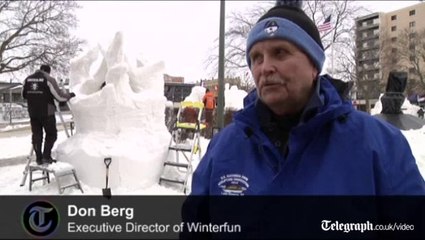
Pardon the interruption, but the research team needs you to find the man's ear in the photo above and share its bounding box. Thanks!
[308,59,319,80]
[312,68,318,81]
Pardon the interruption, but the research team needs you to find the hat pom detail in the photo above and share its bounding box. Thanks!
[275,0,303,9]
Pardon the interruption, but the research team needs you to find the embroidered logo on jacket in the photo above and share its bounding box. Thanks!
[218,174,249,196]
[27,78,43,94]
[31,83,39,91]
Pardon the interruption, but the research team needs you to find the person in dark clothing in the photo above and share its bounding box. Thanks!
[22,65,75,165]
[418,107,424,119]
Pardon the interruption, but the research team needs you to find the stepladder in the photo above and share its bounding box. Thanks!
[20,100,78,193]
[54,100,74,138]
[159,101,206,194]
[28,162,84,194]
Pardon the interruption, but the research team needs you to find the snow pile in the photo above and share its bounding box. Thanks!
[371,93,421,116]
[183,83,247,112]
[224,83,247,111]
[56,32,170,190]
[184,86,206,102]
[402,126,425,178]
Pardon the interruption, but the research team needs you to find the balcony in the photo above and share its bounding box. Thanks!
[356,23,379,32]
[357,56,380,63]
[357,44,380,51]
[357,33,379,42]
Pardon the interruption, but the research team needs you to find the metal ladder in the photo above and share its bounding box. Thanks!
[159,101,205,194]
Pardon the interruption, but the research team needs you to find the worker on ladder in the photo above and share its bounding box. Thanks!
[22,64,76,165]
[202,88,216,138]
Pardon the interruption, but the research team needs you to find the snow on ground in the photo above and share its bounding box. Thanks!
[402,126,425,178]
[1,123,424,195]
[0,164,183,195]
[0,114,73,158]
[0,130,67,159]
[0,127,210,195]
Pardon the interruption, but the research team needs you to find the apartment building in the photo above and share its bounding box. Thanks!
[355,2,425,112]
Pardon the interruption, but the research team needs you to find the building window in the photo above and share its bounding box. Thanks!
[409,68,416,74]
[392,58,397,64]
[409,21,415,28]
[409,10,415,16]
[391,48,397,54]
[391,37,397,42]
[391,26,396,31]
[391,15,397,20]
[409,44,415,50]
[409,55,415,61]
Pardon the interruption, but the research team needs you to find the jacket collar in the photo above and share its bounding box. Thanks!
[235,75,353,136]
[254,77,324,129]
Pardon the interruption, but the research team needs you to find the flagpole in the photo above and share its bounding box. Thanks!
[318,14,333,74]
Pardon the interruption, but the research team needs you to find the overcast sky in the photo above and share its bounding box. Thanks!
[73,1,421,83]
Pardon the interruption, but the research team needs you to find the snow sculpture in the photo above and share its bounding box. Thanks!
[56,32,170,190]
[225,84,247,111]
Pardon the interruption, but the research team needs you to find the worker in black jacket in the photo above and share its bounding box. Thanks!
[22,65,75,165]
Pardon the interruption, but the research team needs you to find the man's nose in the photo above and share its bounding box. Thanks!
[261,55,276,75]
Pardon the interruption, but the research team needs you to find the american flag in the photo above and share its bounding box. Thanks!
[318,15,332,32]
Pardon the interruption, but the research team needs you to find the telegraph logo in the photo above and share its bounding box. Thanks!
[22,201,59,237]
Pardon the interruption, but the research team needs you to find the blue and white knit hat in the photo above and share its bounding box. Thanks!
[246,0,325,72]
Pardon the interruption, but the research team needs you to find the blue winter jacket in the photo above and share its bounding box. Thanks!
[191,75,425,195]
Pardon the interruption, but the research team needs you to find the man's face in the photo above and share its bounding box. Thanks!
[249,39,318,116]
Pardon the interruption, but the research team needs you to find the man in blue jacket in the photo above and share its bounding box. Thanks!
[190,1,425,196]
[181,1,425,239]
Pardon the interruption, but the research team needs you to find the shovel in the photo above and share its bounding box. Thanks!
[102,157,112,199]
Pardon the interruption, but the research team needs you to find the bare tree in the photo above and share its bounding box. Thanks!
[0,1,85,78]
[380,31,399,81]
[204,1,272,86]
[238,73,255,92]
[206,0,368,87]
[355,30,396,113]
[393,28,425,95]
[331,28,357,96]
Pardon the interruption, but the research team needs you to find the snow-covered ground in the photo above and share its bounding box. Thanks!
[1,123,424,195]
[399,127,425,178]
[0,130,209,195]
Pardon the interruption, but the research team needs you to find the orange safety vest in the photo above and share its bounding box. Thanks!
[203,92,216,110]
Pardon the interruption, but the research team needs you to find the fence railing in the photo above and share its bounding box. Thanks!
[0,107,29,122]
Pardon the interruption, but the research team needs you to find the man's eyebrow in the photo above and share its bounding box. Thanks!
[249,49,259,57]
